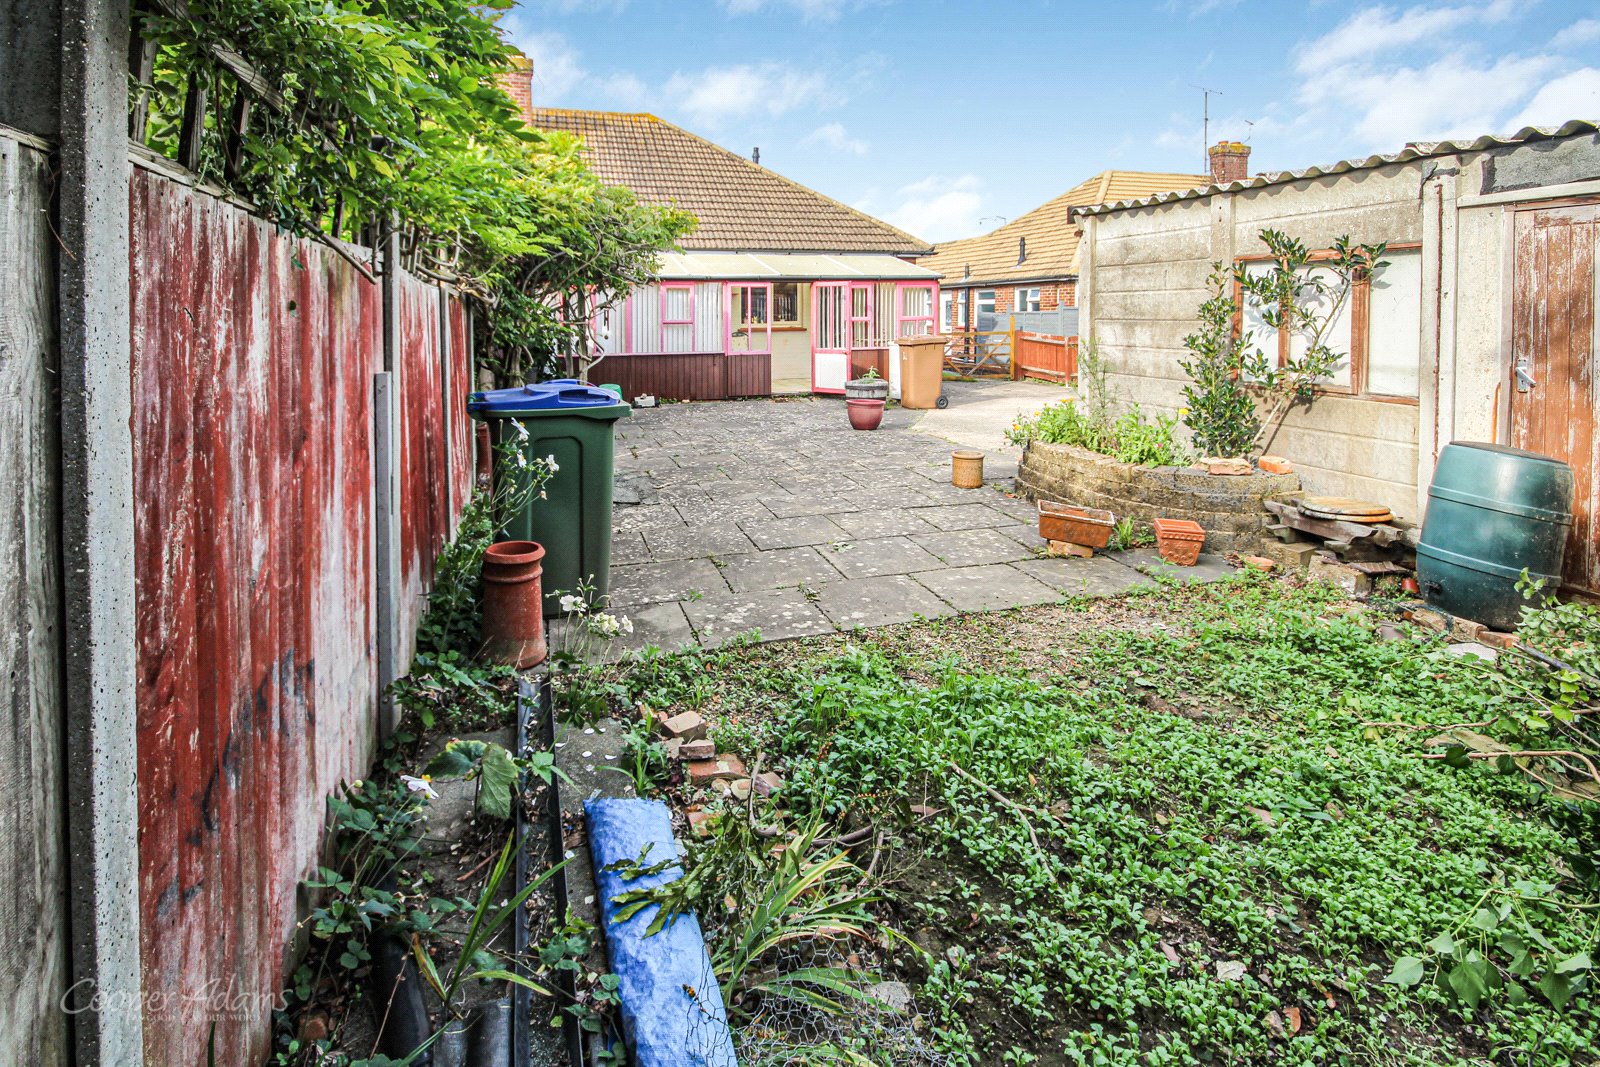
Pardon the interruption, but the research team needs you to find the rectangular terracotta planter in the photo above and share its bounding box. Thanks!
[1038,500,1115,549]
[1152,517,1205,567]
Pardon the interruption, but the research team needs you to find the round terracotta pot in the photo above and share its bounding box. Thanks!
[846,397,885,431]
[480,540,548,668]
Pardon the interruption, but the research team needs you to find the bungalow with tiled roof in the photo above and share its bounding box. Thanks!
[527,108,940,399]
[917,169,1209,334]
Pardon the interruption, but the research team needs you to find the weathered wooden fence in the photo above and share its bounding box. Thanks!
[124,160,470,1067]
[0,129,72,1067]
[943,329,1014,379]
[1014,332,1078,384]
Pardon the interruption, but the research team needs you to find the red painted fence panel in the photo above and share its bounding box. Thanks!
[130,165,471,1066]
[1013,332,1077,384]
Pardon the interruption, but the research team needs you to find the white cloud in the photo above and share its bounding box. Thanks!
[1509,68,1600,129]
[1302,52,1559,147]
[1296,0,1516,76]
[1559,18,1600,45]
[663,63,835,125]
[596,72,652,110]
[519,31,588,101]
[1160,0,1242,17]
[801,122,868,155]
[719,0,861,21]
[869,174,985,244]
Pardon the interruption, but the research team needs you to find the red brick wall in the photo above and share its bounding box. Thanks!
[942,280,1075,328]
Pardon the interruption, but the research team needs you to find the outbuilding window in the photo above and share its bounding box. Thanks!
[1235,245,1421,399]
[976,290,996,315]
[1015,286,1042,313]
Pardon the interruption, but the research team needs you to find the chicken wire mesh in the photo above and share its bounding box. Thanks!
[688,939,950,1067]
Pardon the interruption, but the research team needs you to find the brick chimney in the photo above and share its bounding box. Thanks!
[1208,140,1250,185]
[498,51,535,126]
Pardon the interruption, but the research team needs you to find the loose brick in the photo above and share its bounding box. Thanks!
[660,710,707,741]
[1450,617,1488,644]
[687,754,747,784]
[687,810,718,838]
[1257,455,1294,474]
[1241,555,1277,572]
[680,738,715,761]
[752,771,784,797]
[1408,608,1449,632]
[1479,630,1518,650]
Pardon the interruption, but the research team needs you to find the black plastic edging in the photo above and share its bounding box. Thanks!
[513,677,583,1067]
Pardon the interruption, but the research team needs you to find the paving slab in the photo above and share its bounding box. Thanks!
[762,493,863,519]
[816,535,949,580]
[1012,555,1153,597]
[608,558,729,609]
[683,588,836,646]
[832,508,941,541]
[613,503,683,533]
[907,502,1015,531]
[913,527,1035,567]
[642,521,758,562]
[715,545,845,593]
[913,563,1062,613]
[813,575,956,630]
[739,513,851,550]
[1119,548,1237,583]
[611,530,651,566]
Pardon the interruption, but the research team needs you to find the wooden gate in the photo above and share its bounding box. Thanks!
[1510,202,1599,597]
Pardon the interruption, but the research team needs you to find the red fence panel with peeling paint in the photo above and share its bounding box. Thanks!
[447,294,474,515]
[130,164,471,1067]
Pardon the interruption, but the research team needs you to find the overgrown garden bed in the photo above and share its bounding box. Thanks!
[593,575,1600,1066]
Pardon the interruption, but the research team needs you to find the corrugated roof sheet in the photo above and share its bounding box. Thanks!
[656,251,938,280]
[1073,120,1600,217]
[530,108,931,254]
[916,170,1209,286]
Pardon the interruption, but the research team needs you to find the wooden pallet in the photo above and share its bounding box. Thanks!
[1263,492,1419,550]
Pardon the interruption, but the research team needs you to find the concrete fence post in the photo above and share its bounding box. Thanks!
[373,371,401,739]
[54,0,147,1062]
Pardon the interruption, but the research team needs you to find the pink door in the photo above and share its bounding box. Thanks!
[812,281,849,393]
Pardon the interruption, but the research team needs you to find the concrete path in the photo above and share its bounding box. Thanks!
[909,378,1075,466]
[570,392,1234,658]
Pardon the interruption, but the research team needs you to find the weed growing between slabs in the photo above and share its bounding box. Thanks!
[617,575,1599,1066]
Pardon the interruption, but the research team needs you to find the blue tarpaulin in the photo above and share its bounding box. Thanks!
[585,798,738,1067]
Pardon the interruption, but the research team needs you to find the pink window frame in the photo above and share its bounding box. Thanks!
[724,281,773,355]
[847,281,874,349]
[894,281,938,338]
[659,282,696,351]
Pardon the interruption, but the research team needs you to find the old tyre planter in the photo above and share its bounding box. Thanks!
[847,398,886,431]
[481,540,549,668]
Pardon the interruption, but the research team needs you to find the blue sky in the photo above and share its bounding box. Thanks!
[502,0,1600,244]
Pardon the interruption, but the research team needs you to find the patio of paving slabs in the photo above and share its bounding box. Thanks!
[596,387,1237,653]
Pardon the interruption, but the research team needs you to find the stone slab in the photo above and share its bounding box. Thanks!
[908,502,1014,531]
[642,521,757,562]
[832,508,941,541]
[1012,555,1153,597]
[816,535,949,580]
[683,587,837,646]
[608,558,729,609]
[739,513,851,550]
[1118,548,1237,583]
[715,545,845,593]
[913,527,1034,567]
[611,530,651,566]
[913,564,1062,613]
[813,575,956,630]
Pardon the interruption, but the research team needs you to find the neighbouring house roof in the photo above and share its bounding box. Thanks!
[917,170,1209,287]
[656,251,937,281]
[1072,120,1600,217]
[529,108,931,255]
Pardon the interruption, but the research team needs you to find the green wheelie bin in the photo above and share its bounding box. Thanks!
[467,380,631,616]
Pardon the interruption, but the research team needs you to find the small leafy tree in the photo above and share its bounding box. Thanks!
[1180,230,1387,457]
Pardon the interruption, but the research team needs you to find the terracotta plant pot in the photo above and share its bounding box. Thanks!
[1152,518,1205,567]
[480,540,548,667]
[1038,501,1115,549]
[951,450,984,488]
[847,397,885,430]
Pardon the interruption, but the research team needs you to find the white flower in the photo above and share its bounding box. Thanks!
[512,421,530,441]
[559,593,586,614]
[620,616,634,635]
[545,454,559,472]
[587,612,624,638]
[400,774,438,800]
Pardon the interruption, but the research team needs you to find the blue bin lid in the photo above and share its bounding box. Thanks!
[467,381,622,415]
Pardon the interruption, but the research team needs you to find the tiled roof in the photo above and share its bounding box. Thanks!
[916,170,1209,286]
[1073,120,1600,217]
[529,109,931,254]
